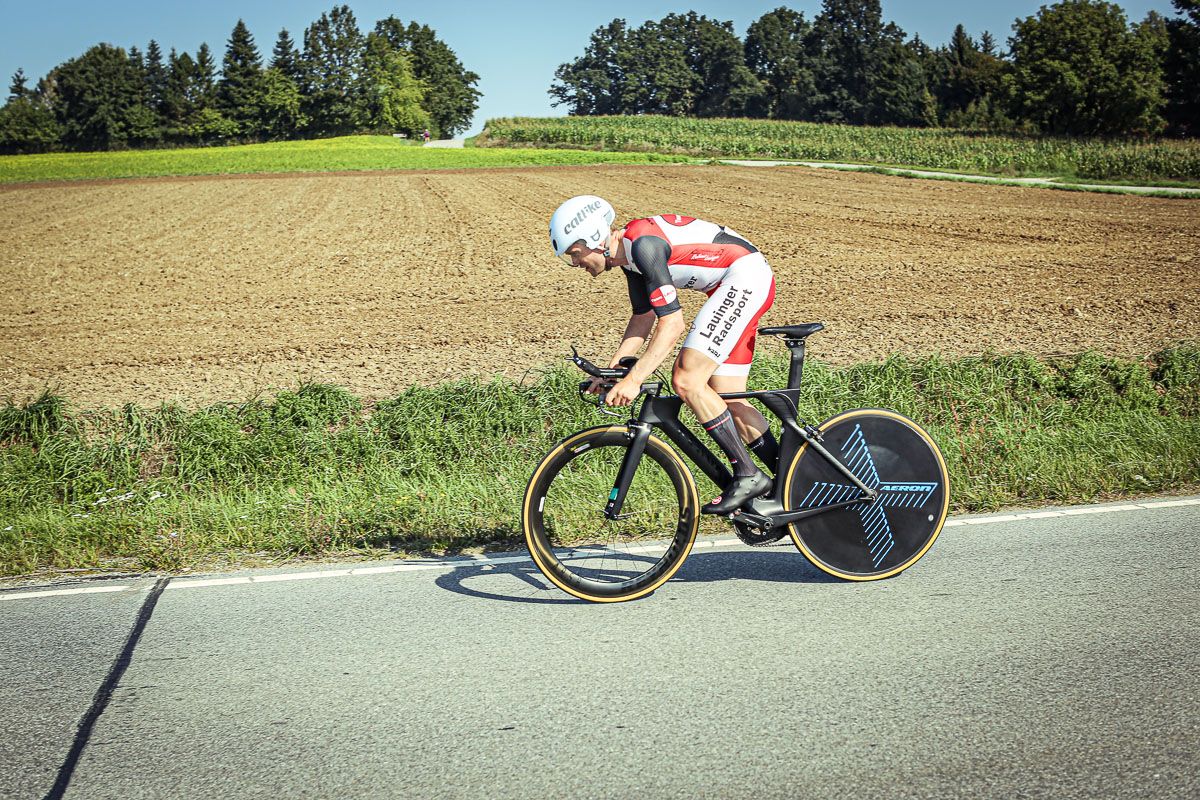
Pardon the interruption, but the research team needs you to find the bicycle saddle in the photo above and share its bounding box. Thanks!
[759,322,825,339]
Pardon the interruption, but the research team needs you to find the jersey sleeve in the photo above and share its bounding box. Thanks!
[627,235,681,317]
[622,268,652,315]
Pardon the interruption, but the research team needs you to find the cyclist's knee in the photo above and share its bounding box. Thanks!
[673,369,707,402]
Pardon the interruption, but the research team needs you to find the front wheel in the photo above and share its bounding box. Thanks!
[523,426,700,602]
[782,409,950,580]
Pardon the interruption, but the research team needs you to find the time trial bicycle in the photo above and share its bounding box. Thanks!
[522,323,950,602]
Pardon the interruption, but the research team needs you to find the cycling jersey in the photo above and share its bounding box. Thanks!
[621,214,775,376]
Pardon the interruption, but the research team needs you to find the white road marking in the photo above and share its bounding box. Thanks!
[0,585,132,601]
[3,497,1197,602]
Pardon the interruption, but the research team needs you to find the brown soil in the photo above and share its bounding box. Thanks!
[2,164,1198,410]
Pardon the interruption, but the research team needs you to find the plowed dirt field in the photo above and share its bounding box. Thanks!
[2,165,1198,409]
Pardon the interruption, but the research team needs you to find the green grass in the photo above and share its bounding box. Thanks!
[477,116,1200,183]
[2,346,1198,577]
[0,134,692,184]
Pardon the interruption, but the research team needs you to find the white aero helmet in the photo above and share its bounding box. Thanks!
[549,195,616,261]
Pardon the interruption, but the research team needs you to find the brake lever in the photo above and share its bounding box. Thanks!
[596,388,623,417]
[578,379,623,417]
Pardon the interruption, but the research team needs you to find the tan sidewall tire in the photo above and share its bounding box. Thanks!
[522,426,700,602]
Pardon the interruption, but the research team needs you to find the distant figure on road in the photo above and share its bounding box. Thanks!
[422,129,431,143]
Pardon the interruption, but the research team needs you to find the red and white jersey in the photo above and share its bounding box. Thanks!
[621,215,761,294]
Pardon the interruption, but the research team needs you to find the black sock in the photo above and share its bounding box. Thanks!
[702,410,759,479]
[747,430,780,473]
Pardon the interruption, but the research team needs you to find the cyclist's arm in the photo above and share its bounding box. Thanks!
[624,311,684,384]
[608,311,655,367]
[616,234,685,384]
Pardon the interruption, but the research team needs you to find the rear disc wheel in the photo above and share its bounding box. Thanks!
[783,409,950,580]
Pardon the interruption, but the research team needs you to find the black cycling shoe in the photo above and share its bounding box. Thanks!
[701,471,772,515]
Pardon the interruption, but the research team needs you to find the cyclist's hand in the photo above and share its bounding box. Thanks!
[605,377,640,407]
[585,377,607,395]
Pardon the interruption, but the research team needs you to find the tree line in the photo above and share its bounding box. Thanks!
[0,4,480,153]
[550,0,1200,137]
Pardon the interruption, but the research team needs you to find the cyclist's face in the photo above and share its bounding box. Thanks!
[562,240,606,276]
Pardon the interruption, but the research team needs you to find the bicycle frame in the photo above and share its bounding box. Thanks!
[602,337,878,533]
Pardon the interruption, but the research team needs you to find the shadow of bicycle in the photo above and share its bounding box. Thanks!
[435,546,841,604]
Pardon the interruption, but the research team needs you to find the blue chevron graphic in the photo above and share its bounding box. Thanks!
[794,424,939,568]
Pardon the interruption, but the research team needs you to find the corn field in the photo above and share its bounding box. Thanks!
[478,116,1200,183]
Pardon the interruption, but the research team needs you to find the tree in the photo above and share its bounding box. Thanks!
[548,19,632,115]
[49,44,161,149]
[217,20,266,137]
[373,18,480,137]
[188,107,239,142]
[302,5,365,134]
[867,26,931,126]
[1164,0,1200,134]
[35,74,60,110]
[979,30,999,57]
[550,17,693,116]
[271,29,303,83]
[1005,0,1166,135]
[196,43,218,109]
[9,68,30,101]
[807,0,888,124]
[941,26,980,113]
[621,19,697,115]
[0,90,61,153]
[745,8,816,119]
[935,24,1006,125]
[259,67,307,139]
[163,49,190,126]
[144,40,168,119]
[550,13,760,118]
[360,33,429,134]
[647,12,761,117]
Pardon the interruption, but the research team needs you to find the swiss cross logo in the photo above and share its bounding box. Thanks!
[649,285,678,308]
[663,215,696,226]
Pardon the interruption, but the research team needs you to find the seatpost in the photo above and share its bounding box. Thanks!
[786,339,807,390]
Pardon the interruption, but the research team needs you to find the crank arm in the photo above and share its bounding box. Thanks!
[733,496,871,530]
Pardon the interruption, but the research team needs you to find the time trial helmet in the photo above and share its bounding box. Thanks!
[549,195,615,261]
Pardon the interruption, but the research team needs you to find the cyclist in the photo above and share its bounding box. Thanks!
[549,195,779,514]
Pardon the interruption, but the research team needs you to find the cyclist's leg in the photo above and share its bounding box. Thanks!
[709,373,779,473]
[699,255,777,471]
[673,349,769,513]
[676,260,775,512]
[708,376,766,441]
[673,348,767,507]
[671,347,725,423]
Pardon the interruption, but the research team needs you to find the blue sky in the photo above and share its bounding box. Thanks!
[1,1,1180,136]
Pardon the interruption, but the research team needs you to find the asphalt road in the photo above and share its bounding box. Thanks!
[2,498,1198,799]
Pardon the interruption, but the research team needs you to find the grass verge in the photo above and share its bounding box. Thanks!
[0,135,691,184]
[2,346,1198,577]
